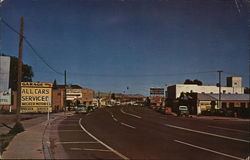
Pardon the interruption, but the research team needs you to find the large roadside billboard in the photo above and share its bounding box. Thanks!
[21,82,52,113]
[150,88,164,95]
[0,56,10,92]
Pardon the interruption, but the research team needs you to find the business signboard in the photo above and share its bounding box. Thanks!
[21,82,52,113]
[0,88,11,105]
[150,88,164,95]
[0,56,10,92]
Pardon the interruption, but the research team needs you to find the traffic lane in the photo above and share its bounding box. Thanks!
[120,107,249,156]
[84,108,242,160]
[127,106,250,131]
[57,113,122,159]
[125,106,249,131]
[82,108,143,158]
[83,108,181,159]
[111,107,249,159]
[122,106,250,140]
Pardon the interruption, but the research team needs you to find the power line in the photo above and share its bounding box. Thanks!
[0,18,64,76]
[67,70,217,78]
[24,39,64,75]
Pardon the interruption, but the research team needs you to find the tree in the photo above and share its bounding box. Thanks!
[6,55,34,91]
[184,79,193,84]
[193,79,203,85]
[184,79,203,86]
[53,79,58,89]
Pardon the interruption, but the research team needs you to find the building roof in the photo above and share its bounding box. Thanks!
[197,93,217,101]
[209,94,250,101]
[56,84,82,89]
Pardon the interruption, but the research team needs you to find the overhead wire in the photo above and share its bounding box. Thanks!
[0,18,64,76]
[67,70,217,78]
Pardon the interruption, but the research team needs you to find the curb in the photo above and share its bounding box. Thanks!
[42,116,59,160]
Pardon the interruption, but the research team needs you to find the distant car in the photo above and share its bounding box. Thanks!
[75,105,88,114]
[177,106,189,117]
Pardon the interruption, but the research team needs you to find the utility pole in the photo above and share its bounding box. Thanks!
[64,70,67,113]
[217,70,223,109]
[16,17,24,123]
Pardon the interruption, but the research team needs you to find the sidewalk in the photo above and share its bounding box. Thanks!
[190,115,250,122]
[170,112,249,122]
[1,112,70,159]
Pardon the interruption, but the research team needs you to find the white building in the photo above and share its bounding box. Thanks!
[167,77,244,99]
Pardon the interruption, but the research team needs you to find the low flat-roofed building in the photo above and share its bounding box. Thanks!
[179,93,249,117]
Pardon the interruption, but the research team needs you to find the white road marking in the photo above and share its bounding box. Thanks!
[165,124,249,143]
[79,118,129,160]
[208,125,250,134]
[174,140,244,160]
[120,108,142,119]
[110,113,118,122]
[121,122,136,129]
[83,148,112,152]
[56,141,98,144]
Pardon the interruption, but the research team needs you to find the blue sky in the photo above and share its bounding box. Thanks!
[0,0,248,95]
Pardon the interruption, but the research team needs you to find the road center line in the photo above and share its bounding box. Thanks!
[165,124,249,143]
[79,118,129,160]
[174,140,244,160]
[208,125,250,134]
[121,122,136,129]
[110,112,118,122]
[120,108,142,119]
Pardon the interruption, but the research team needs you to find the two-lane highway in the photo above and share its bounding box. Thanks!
[51,106,249,160]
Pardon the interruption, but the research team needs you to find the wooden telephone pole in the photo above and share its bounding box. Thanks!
[16,17,24,123]
[217,70,223,109]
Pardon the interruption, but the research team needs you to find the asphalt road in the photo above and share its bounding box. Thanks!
[52,106,250,160]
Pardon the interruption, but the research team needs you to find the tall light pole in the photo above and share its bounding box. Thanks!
[217,70,223,109]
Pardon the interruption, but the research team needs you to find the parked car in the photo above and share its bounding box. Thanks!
[75,105,88,114]
[177,106,189,117]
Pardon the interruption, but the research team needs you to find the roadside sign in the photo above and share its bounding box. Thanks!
[0,88,11,105]
[20,82,52,113]
[150,88,164,95]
